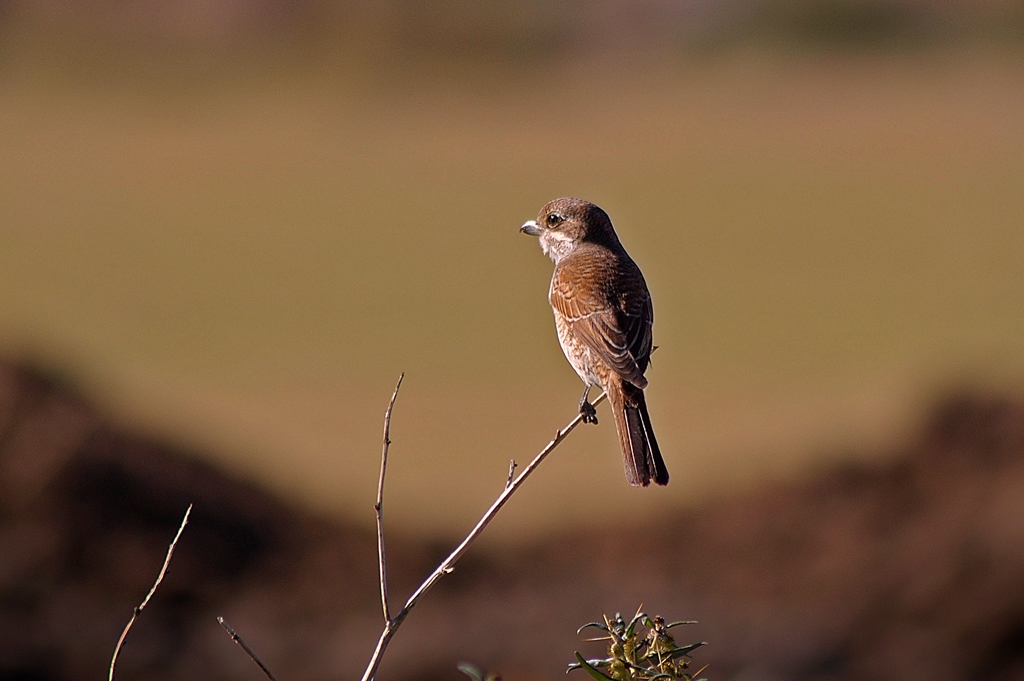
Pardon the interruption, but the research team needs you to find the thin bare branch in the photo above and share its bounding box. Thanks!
[376,373,404,626]
[109,504,192,681]
[218,616,280,681]
[359,390,608,681]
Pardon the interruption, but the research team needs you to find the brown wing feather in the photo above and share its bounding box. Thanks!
[550,246,653,388]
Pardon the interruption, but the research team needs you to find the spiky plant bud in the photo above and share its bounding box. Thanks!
[568,609,707,681]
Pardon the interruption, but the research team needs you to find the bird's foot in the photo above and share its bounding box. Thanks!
[580,401,599,425]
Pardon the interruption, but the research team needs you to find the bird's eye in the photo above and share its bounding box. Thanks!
[546,213,563,226]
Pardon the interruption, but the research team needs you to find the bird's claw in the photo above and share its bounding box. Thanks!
[580,401,599,425]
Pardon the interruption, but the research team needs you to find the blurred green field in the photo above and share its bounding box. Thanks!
[1,47,1023,540]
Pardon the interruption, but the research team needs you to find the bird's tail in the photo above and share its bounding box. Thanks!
[609,381,669,487]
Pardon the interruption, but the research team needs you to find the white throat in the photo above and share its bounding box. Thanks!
[539,230,578,264]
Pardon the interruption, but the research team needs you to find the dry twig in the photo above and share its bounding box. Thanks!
[375,373,404,625]
[360,383,608,681]
[109,504,192,681]
[218,616,280,681]
[211,377,606,681]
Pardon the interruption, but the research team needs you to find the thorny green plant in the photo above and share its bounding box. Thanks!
[568,609,707,681]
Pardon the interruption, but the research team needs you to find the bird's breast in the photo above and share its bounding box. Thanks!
[553,311,603,387]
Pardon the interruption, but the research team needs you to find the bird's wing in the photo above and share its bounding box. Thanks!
[550,255,652,388]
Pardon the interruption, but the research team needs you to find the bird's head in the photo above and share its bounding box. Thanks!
[520,197,619,263]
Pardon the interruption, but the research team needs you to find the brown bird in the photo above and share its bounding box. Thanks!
[521,198,668,487]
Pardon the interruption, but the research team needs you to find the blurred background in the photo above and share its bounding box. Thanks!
[1,1,1024,680]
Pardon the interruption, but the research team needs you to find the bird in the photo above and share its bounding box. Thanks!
[520,198,668,487]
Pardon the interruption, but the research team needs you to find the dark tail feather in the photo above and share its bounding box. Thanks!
[609,382,669,487]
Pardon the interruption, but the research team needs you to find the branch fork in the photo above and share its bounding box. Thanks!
[117,374,604,681]
[361,375,606,681]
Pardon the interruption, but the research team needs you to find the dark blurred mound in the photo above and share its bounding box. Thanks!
[2,355,1024,681]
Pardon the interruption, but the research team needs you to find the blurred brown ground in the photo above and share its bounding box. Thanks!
[3,357,1024,681]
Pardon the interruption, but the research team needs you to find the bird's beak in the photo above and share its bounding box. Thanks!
[520,220,541,236]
